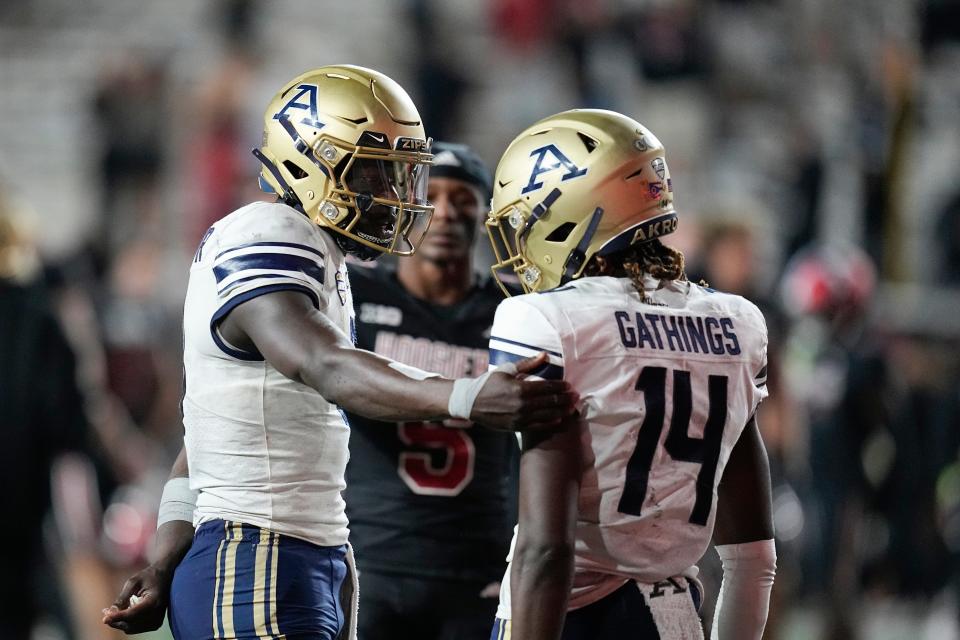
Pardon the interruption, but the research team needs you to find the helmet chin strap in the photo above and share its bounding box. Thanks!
[521,188,562,238]
[252,148,302,208]
[325,207,393,261]
[331,233,384,261]
[560,206,604,284]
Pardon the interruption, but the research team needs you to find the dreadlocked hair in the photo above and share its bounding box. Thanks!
[585,238,687,304]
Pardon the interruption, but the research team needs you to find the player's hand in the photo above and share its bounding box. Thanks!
[101,564,172,634]
[471,352,578,430]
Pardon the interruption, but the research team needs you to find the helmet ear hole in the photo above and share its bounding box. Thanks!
[545,221,577,243]
[283,160,308,180]
[576,132,598,152]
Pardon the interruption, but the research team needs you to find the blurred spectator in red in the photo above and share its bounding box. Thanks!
[490,0,558,51]
[185,46,261,245]
[779,243,885,640]
[185,1,264,245]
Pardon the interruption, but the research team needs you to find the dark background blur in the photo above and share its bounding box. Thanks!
[1,1,959,638]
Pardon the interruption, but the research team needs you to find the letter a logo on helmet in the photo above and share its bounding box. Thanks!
[521,144,587,194]
[274,84,324,128]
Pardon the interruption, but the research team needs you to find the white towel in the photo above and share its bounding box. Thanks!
[339,542,360,640]
[635,577,705,639]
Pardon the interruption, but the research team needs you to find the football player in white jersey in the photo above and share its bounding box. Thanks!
[484,110,776,640]
[101,66,576,640]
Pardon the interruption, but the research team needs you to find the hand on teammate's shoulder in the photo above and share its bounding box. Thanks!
[471,352,579,432]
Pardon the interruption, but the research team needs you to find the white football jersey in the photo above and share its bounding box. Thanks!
[494,275,768,615]
[182,201,355,547]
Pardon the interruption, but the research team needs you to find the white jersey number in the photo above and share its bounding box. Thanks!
[619,366,729,526]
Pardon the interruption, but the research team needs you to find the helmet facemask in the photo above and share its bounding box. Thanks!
[268,124,434,258]
[487,199,542,295]
[486,188,603,296]
[319,149,433,258]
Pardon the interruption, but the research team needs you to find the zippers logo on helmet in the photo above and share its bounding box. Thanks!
[396,137,430,152]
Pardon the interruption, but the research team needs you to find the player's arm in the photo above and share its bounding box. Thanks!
[103,446,195,634]
[710,415,776,640]
[510,418,582,640]
[220,290,576,429]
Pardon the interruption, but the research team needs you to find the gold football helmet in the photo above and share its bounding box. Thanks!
[486,109,678,294]
[0,193,38,283]
[255,65,434,259]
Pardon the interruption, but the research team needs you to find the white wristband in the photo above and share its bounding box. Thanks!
[157,477,198,529]
[448,361,518,420]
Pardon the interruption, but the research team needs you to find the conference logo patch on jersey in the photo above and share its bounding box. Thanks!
[194,226,215,263]
[521,144,588,194]
[336,269,349,306]
[274,83,324,129]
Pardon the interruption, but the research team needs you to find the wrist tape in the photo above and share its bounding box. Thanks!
[157,477,198,529]
[448,361,519,420]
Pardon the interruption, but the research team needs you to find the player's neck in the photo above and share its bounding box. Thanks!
[397,257,473,306]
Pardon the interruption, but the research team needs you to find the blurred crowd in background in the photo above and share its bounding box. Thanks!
[1,0,959,638]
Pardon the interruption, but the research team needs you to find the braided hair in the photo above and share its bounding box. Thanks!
[585,239,687,304]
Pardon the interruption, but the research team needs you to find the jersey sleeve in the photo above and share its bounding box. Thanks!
[487,297,564,380]
[211,205,327,313]
[206,205,329,360]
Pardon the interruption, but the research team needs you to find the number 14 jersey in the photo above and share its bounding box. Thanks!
[490,275,768,611]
